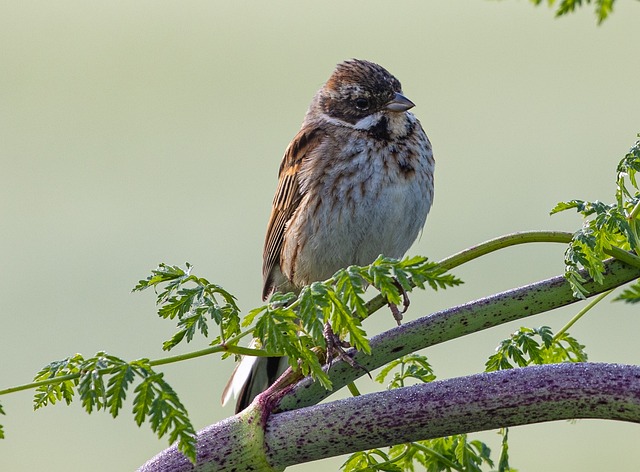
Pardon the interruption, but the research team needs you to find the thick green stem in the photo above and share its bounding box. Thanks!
[363,230,640,315]
[264,363,640,470]
[139,363,640,471]
[136,241,640,471]
[280,257,640,410]
[3,230,638,401]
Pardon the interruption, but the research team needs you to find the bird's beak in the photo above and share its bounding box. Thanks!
[385,92,415,112]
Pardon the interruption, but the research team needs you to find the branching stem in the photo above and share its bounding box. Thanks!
[0,332,275,397]
[411,442,463,471]
[2,230,638,402]
[629,200,640,221]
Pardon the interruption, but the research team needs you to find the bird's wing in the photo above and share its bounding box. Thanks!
[262,126,325,300]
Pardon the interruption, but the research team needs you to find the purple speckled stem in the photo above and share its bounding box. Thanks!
[138,414,269,472]
[277,257,640,411]
[138,258,640,471]
[140,363,640,471]
[266,363,640,468]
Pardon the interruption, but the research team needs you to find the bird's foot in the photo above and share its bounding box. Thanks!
[323,322,370,377]
[388,278,410,325]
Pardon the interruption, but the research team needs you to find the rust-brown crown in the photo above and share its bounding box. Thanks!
[318,59,405,124]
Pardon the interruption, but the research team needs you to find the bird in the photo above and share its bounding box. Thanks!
[222,59,434,413]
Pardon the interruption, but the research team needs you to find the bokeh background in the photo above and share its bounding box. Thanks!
[1,1,639,470]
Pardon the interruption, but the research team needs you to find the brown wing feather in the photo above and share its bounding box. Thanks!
[262,127,325,300]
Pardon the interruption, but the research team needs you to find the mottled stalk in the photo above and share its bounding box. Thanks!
[138,257,640,471]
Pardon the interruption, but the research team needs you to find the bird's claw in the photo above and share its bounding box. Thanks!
[388,278,410,325]
[323,322,370,377]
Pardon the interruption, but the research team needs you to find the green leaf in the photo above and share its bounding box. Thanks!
[253,304,298,354]
[487,326,587,372]
[289,335,331,389]
[553,136,640,298]
[375,354,436,389]
[243,304,268,328]
[31,350,198,463]
[497,428,514,472]
[78,364,108,414]
[158,287,201,320]
[550,200,586,215]
[132,263,190,293]
[33,354,84,410]
[162,309,208,351]
[0,402,5,440]
[343,432,498,472]
[335,267,369,319]
[614,279,640,304]
[369,256,402,305]
[342,451,372,472]
[326,288,370,354]
[540,333,588,364]
[298,283,331,342]
[530,0,618,23]
[617,139,640,200]
[133,372,156,427]
[131,366,197,461]
[422,435,493,471]
[107,364,136,418]
[135,263,241,350]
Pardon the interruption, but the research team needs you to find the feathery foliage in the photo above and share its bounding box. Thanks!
[2,136,640,469]
[133,262,241,351]
[529,0,619,23]
[32,352,196,461]
[1,256,460,464]
[551,138,640,298]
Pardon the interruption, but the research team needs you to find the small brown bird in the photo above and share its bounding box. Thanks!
[222,59,434,412]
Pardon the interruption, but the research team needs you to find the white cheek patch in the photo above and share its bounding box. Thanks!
[318,110,412,139]
[318,112,357,129]
[354,113,382,130]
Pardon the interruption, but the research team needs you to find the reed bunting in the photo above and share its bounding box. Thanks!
[222,59,434,412]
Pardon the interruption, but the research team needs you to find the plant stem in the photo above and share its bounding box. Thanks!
[0,344,276,397]
[625,202,640,255]
[281,257,640,410]
[553,289,614,342]
[3,230,639,399]
[438,230,573,271]
[629,200,640,221]
[150,345,277,367]
[0,374,81,396]
[363,230,640,316]
[259,364,640,471]
[346,382,361,397]
[411,442,463,471]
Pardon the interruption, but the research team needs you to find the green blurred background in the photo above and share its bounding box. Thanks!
[1,1,639,470]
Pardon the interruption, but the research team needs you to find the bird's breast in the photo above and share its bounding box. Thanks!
[284,122,434,287]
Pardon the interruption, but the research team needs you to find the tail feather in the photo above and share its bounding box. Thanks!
[222,354,288,413]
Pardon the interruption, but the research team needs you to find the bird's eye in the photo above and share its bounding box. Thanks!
[354,98,369,110]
